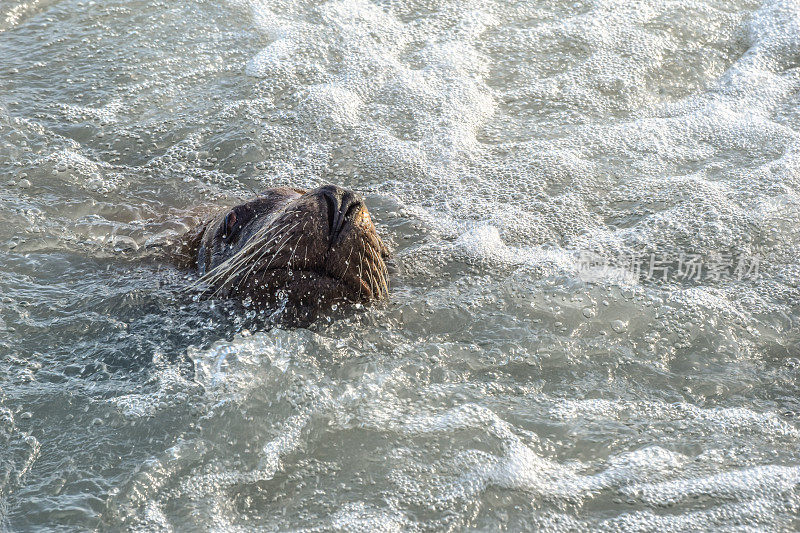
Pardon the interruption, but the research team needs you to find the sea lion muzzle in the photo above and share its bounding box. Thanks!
[318,185,363,241]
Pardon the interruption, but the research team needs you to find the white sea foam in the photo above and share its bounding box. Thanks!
[3,0,800,530]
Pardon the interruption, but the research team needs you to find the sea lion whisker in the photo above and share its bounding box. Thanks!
[341,243,356,279]
[364,242,389,298]
[211,236,285,296]
[363,240,387,293]
[195,233,272,286]
[249,220,303,280]
[230,217,292,259]
[376,248,389,296]
[283,221,308,275]
[357,250,365,300]
[198,220,295,291]
[362,250,381,297]
[198,223,289,289]
[227,209,302,259]
[241,226,300,293]
[223,220,299,294]
[232,221,298,290]
[362,254,380,299]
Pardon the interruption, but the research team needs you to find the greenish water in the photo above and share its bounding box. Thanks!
[1,0,800,530]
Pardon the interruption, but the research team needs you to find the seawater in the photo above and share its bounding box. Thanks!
[1,0,800,530]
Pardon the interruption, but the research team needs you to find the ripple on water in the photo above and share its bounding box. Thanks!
[1,0,800,530]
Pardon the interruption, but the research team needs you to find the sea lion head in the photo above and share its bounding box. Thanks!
[192,185,390,323]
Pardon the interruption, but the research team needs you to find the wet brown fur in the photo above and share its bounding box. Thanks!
[177,185,390,324]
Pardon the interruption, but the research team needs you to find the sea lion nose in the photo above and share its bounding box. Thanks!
[318,185,363,240]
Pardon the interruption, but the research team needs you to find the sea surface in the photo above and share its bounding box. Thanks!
[2,0,800,530]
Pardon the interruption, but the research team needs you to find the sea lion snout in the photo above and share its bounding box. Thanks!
[315,185,365,242]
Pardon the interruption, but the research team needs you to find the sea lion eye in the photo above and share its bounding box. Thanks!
[222,211,238,242]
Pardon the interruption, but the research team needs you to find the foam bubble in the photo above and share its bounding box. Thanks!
[622,464,800,507]
[300,83,364,128]
[245,38,299,78]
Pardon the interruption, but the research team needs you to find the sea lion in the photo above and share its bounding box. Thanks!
[178,184,390,324]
